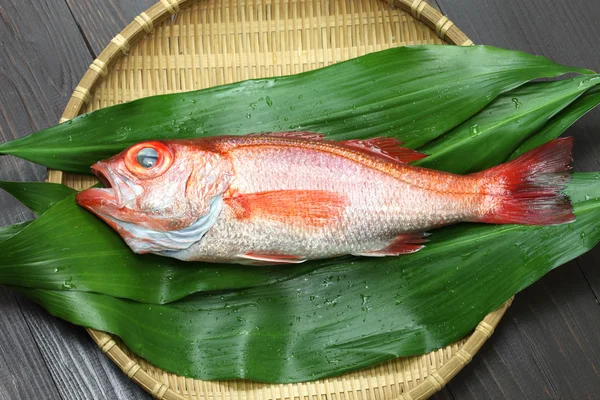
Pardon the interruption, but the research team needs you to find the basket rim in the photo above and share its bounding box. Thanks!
[49,1,509,399]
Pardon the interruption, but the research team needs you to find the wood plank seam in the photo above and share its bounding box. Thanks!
[62,0,98,59]
[574,258,600,304]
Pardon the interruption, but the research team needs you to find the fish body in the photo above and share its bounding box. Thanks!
[76,133,574,265]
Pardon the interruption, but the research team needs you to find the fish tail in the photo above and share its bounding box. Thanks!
[475,137,574,225]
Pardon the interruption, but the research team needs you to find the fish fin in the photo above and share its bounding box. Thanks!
[339,137,427,164]
[354,233,428,257]
[248,134,427,164]
[249,131,325,140]
[476,137,575,225]
[226,190,346,227]
[239,253,307,264]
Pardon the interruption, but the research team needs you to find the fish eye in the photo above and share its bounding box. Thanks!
[136,148,159,169]
[124,141,174,179]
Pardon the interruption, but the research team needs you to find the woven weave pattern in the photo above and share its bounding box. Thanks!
[50,1,509,399]
[96,0,443,102]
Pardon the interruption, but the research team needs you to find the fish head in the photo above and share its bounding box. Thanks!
[76,140,233,254]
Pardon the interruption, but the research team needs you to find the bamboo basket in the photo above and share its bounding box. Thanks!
[47,0,512,398]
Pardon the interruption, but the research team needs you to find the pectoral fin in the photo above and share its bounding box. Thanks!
[226,190,346,227]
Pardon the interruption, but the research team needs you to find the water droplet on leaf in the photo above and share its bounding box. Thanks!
[469,124,480,138]
[62,278,76,290]
[512,98,522,109]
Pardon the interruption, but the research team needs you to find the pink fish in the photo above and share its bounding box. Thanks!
[76,133,574,265]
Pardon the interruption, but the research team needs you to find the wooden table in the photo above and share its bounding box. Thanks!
[0,0,598,398]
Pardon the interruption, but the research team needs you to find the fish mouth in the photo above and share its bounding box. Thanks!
[76,162,124,209]
[93,163,114,189]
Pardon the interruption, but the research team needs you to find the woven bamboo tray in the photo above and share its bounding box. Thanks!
[47,0,512,399]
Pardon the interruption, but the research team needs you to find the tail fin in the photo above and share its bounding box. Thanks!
[477,137,574,226]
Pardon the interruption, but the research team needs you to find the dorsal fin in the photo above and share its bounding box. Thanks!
[248,133,426,163]
[339,137,427,164]
[249,132,325,140]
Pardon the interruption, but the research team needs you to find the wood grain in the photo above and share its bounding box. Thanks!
[430,387,456,400]
[0,289,61,400]
[65,0,157,55]
[443,263,600,399]
[17,299,150,400]
[576,250,600,309]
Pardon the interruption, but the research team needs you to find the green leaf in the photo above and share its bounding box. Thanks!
[0,181,76,243]
[0,221,31,242]
[0,45,592,173]
[0,181,75,215]
[18,173,600,383]
[510,85,600,159]
[414,76,600,173]
[565,172,600,202]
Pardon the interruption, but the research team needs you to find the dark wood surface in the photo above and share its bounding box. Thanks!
[0,0,598,399]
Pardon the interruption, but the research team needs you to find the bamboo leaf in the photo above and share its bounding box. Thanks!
[0,181,75,243]
[18,174,600,383]
[0,181,75,215]
[510,85,600,159]
[414,76,600,173]
[564,172,600,202]
[0,46,592,173]
[0,221,31,242]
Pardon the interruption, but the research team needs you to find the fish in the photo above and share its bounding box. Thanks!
[75,132,574,265]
